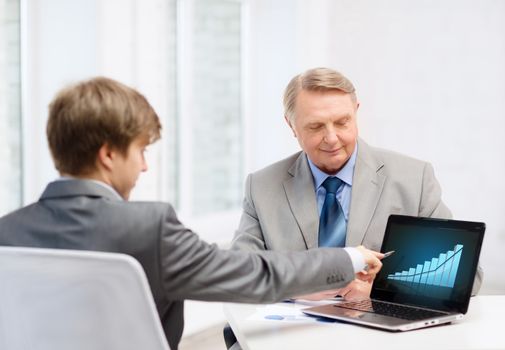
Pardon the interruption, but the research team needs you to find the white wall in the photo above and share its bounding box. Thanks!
[22,0,98,203]
[244,0,300,173]
[246,0,505,294]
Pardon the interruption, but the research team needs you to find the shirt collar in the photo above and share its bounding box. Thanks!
[56,176,124,200]
[307,143,358,190]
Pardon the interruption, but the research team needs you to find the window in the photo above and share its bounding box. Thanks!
[177,0,244,218]
[94,0,179,207]
[11,0,245,238]
[0,0,21,216]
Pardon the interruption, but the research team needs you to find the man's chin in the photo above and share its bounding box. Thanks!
[318,158,348,174]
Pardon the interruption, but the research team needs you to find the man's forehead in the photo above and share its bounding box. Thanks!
[298,88,354,98]
[301,112,354,124]
[295,93,356,118]
[296,89,356,107]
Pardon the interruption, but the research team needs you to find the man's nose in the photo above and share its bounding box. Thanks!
[323,126,340,144]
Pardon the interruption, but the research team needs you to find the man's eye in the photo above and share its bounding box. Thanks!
[337,119,349,127]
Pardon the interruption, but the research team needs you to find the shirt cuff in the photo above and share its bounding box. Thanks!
[343,247,366,274]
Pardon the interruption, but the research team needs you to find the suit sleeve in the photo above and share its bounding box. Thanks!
[419,162,452,219]
[230,173,269,251]
[158,204,355,303]
[420,162,483,294]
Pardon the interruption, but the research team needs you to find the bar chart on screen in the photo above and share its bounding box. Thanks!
[387,244,463,288]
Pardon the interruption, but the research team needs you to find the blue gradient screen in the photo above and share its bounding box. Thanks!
[372,215,485,313]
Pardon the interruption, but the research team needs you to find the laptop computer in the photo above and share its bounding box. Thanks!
[303,215,485,331]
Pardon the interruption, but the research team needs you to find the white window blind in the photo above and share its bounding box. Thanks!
[0,0,21,215]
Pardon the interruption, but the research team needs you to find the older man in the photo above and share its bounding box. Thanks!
[232,67,482,300]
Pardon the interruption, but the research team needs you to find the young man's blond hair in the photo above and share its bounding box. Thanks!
[47,77,161,175]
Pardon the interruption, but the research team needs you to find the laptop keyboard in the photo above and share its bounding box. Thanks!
[334,300,447,321]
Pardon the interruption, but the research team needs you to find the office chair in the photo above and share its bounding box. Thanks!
[0,247,170,350]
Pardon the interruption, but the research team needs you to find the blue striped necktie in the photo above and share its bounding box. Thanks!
[318,177,347,247]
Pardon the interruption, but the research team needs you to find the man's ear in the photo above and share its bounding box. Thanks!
[97,143,115,171]
[284,115,297,138]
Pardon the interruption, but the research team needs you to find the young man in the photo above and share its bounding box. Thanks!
[0,77,383,350]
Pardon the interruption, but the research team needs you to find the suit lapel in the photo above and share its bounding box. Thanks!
[283,153,319,249]
[346,139,386,246]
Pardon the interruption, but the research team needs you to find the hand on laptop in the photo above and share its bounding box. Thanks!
[293,246,383,301]
[293,288,342,301]
[295,279,373,302]
[335,279,373,301]
[355,246,384,282]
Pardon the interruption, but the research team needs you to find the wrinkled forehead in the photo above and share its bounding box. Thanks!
[295,89,357,114]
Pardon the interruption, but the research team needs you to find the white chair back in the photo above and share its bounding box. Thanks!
[0,247,170,350]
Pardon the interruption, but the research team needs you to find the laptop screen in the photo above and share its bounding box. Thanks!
[371,215,485,314]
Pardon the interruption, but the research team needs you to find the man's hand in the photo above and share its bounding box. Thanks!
[294,246,383,301]
[335,279,373,301]
[355,245,383,282]
[294,279,373,301]
[293,279,372,301]
[294,288,342,301]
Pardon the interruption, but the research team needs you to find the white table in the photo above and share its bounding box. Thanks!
[224,295,505,350]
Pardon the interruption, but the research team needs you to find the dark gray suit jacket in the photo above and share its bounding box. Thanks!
[0,180,356,349]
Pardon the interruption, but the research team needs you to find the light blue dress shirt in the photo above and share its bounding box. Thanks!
[307,144,365,273]
[307,143,358,220]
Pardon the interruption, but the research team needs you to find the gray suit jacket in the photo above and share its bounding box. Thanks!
[232,139,482,293]
[0,180,357,349]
